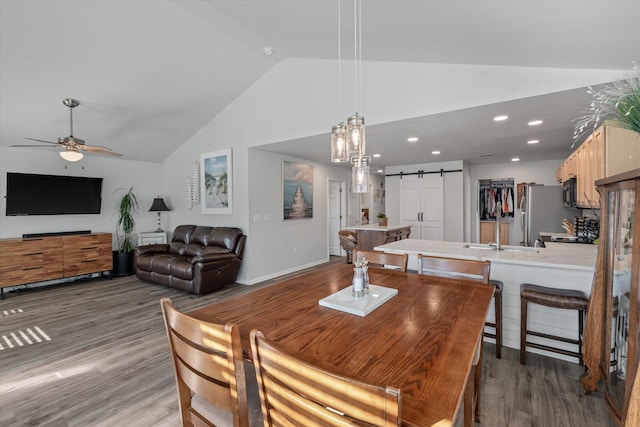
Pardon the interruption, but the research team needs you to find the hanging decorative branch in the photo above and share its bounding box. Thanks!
[573,63,640,147]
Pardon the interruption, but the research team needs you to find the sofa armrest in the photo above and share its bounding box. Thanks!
[234,234,247,259]
[135,244,169,256]
[191,253,237,264]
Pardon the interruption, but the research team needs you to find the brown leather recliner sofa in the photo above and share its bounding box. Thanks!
[135,225,246,295]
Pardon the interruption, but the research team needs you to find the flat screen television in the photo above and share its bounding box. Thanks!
[6,172,103,216]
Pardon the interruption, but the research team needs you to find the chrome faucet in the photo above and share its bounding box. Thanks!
[495,201,502,251]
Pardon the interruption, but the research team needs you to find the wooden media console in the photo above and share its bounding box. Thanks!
[0,233,112,298]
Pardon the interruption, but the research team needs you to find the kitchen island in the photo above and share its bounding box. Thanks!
[374,239,598,363]
[347,224,411,251]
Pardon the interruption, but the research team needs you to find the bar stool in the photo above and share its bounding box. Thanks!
[520,283,589,365]
[485,279,503,359]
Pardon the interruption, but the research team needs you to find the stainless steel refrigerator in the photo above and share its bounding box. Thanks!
[520,184,580,246]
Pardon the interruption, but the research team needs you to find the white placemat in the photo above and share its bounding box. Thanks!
[318,284,398,317]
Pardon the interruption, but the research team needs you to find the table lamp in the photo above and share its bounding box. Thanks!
[149,197,170,232]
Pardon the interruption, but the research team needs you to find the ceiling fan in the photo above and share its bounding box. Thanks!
[12,98,123,161]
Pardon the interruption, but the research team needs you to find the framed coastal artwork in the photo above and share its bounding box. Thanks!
[200,148,232,214]
[282,161,313,220]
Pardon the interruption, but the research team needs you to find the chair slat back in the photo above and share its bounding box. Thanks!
[161,297,249,427]
[250,330,401,427]
[353,250,409,272]
[417,254,490,284]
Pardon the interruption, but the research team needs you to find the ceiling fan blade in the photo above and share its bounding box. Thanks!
[83,144,113,152]
[81,144,123,157]
[25,137,58,145]
[11,144,60,148]
[88,149,123,157]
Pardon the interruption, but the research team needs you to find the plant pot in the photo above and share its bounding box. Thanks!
[378,218,388,226]
[112,250,135,277]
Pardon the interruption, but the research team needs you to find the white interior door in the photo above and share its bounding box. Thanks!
[399,174,444,240]
[419,173,444,240]
[348,183,361,226]
[328,180,344,256]
[399,175,421,237]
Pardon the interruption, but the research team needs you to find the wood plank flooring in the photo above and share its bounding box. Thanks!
[0,258,615,427]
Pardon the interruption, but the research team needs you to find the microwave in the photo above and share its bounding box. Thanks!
[563,177,577,207]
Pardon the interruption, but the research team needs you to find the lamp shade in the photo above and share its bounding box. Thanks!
[149,197,170,212]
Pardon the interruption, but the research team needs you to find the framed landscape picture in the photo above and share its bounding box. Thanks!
[283,160,313,220]
[200,149,232,214]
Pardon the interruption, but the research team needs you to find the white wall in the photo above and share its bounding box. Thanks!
[469,159,564,245]
[0,146,163,248]
[245,149,351,284]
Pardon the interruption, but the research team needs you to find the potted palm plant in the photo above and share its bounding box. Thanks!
[112,187,138,276]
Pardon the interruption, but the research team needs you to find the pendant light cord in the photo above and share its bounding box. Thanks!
[358,0,362,114]
[338,0,341,116]
[353,0,357,113]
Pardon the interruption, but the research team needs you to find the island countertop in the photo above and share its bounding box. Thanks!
[346,224,409,232]
[375,238,597,271]
[374,238,599,363]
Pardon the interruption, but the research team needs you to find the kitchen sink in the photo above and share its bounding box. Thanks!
[463,244,539,253]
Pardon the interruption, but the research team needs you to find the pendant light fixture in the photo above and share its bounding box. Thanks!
[330,0,369,192]
[331,122,348,162]
[351,155,371,193]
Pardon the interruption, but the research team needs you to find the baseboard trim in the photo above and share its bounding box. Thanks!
[239,258,330,286]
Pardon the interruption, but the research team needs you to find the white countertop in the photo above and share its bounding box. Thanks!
[347,224,410,232]
[375,239,598,271]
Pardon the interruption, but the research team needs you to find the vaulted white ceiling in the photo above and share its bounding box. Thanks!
[1,0,638,166]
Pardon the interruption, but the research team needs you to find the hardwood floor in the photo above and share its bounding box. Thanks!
[0,257,615,427]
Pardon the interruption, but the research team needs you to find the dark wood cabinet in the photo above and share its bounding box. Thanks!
[353,226,411,251]
[581,168,640,426]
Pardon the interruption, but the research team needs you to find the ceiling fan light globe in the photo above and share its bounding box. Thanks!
[60,150,83,162]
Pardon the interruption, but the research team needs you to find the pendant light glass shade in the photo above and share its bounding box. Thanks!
[331,123,348,162]
[351,156,370,193]
[346,114,365,157]
[60,149,83,162]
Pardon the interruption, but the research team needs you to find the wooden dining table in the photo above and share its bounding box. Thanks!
[189,263,494,427]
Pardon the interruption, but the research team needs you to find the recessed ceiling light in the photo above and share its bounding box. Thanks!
[493,115,508,121]
[527,139,539,144]
[432,150,441,155]
[373,153,381,158]
[528,120,543,126]
[407,137,418,142]
[511,157,520,162]
[377,169,384,174]
[263,47,274,55]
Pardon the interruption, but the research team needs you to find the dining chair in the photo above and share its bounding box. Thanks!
[417,254,490,283]
[416,254,492,426]
[353,249,409,272]
[250,329,402,427]
[161,297,261,427]
[338,230,358,264]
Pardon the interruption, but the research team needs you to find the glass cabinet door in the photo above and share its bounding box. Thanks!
[605,186,635,410]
